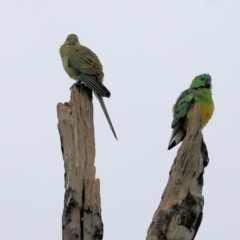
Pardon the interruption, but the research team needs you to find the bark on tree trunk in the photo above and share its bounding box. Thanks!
[146,105,209,240]
[57,86,103,240]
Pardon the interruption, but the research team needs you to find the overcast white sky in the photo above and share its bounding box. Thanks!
[1,1,239,239]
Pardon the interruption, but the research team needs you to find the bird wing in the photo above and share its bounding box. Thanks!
[69,45,103,75]
[168,89,195,149]
[68,45,110,97]
[171,89,195,128]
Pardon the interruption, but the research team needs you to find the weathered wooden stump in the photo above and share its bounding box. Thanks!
[147,105,209,240]
[57,86,103,240]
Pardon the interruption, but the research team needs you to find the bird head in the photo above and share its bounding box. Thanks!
[190,73,212,89]
[63,34,80,45]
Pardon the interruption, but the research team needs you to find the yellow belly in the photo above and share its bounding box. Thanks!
[200,103,214,128]
[60,45,78,81]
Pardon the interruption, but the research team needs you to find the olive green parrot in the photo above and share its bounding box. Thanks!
[168,73,214,150]
[60,34,117,140]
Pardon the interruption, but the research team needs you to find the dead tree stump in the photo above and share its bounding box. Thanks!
[146,105,209,240]
[57,86,103,240]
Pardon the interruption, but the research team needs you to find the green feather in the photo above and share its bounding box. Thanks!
[60,33,117,139]
[98,95,118,140]
[168,73,214,150]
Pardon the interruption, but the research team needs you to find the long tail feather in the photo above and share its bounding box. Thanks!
[97,95,118,140]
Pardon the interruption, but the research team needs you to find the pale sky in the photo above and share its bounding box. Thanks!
[1,1,239,239]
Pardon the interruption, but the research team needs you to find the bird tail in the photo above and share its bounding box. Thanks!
[168,123,185,150]
[97,95,118,140]
[79,73,111,98]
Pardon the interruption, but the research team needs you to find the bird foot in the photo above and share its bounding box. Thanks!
[70,81,83,91]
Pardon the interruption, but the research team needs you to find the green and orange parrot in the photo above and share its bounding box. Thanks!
[168,74,214,150]
[60,33,117,140]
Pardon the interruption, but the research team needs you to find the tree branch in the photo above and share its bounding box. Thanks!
[146,104,209,240]
[57,86,103,240]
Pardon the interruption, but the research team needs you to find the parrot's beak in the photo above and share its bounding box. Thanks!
[206,81,212,89]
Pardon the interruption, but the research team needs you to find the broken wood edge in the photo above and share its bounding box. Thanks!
[57,86,103,240]
[146,104,209,240]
